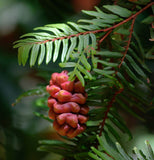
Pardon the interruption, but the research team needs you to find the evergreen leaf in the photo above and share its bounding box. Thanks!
[109,112,132,140]
[61,38,68,62]
[68,71,75,81]
[67,22,85,32]
[105,124,121,141]
[18,47,23,66]
[20,32,55,39]
[93,68,115,76]
[116,72,134,88]
[88,107,106,121]
[92,57,98,68]
[59,62,76,68]
[13,38,37,45]
[116,98,145,121]
[97,135,124,159]
[89,135,154,160]
[145,140,154,160]
[75,70,85,86]
[12,86,46,106]
[116,142,132,160]
[103,5,132,18]
[78,35,84,53]
[38,44,45,65]
[66,37,77,61]
[133,147,145,160]
[90,33,97,51]
[91,147,113,160]
[83,34,90,50]
[122,62,143,84]
[30,44,40,67]
[34,27,65,37]
[80,54,91,71]
[21,44,33,66]
[141,16,154,24]
[38,140,75,149]
[86,78,114,88]
[128,48,150,73]
[53,40,61,62]
[133,32,145,59]
[77,64,93,80]
[46,23,76,35]
[37,145,73,156]
[114,28,130,35]
[126,55,147,78]
[139,150,147,159]
[78,19,111,28]
[145,45,154,60]
[46,41,53,64]
[97,59,118,67]
[88,152,102,160]
[92,7,119,19]
[96,51,123,58]
[78,24,100,31]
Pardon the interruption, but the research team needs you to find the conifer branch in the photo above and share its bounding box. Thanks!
[29,2,154,45]
[13,1,154,159]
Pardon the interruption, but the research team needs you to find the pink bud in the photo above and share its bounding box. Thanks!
[51,73,59,84]
[66,128,75,138]
[62,103,72,113]
[53,103,65,113]
[61,81,74,92]
[46,85,50,92]
[49,80,53,85]
[56,113,68,125]
[47,97,57,108]
[57,90,72,103]
[68,102,80,113]
[78,115,88,124]
[66,114,78,128]
[48,108,56,120]
[66,124,86,138]
[48,85,61,97]
[74,81,85,93]
[70,93,86,104]
[79,106,89,115]
[56,71,69,85]
[59,124,70,136]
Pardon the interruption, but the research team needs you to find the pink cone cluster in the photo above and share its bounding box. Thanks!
[46,71,89,138]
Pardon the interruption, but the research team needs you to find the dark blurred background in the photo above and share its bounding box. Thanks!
[0,0,153,160]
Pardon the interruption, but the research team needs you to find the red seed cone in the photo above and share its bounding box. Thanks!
[46,71,89,138]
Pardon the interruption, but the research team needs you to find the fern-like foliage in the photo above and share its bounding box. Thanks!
[13,1,154,160]
[89,134,154,160]
[13,3,142,84]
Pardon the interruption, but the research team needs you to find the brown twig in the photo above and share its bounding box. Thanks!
[118,17,136,69]
[98,30,113,47]
[98,18,136,133]
[99,88,124,136]
[96,17,135,135]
